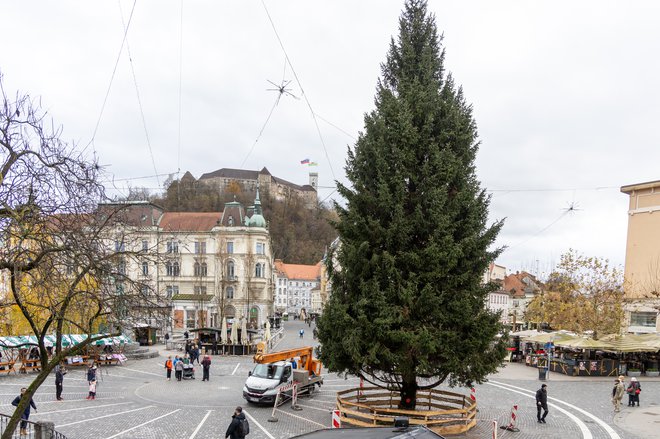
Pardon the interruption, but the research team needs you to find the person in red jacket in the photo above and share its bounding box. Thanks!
[164,356,173,381]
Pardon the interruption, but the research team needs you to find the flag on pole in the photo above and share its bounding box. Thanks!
[300,158,310,165]
[308,162,318,166]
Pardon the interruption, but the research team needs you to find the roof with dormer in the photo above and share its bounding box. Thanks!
[159,212,222,232]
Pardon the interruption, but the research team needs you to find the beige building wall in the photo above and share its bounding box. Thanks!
[621,180,660,333]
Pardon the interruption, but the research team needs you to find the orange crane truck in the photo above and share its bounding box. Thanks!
[242,344,324,404]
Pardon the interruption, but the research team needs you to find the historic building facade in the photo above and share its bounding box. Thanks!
[621,180,660,333]
[274,260,321,317]
[107,191,274,338]
[197,167,318,207]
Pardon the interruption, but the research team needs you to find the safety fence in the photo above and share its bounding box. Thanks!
[335,386,477,435]
[0,413,67,439]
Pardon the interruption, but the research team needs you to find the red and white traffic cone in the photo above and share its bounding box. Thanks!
[470,387,476,404]
[500,404,520,432]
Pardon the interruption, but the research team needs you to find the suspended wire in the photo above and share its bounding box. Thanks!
[312,112,357,141]
[100,172,174,184]
[118,0,159,187]
[260,0,337,181]
[488,185,618,194]
[83,0,137,155]
[505,210,572,251]
[239,97,280,168]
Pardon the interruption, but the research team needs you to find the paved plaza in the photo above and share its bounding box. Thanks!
[1,321,658,438]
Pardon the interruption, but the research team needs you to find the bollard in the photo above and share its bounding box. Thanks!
[35,421,55,439]
[500,404,520,432]
[492,419,497,439]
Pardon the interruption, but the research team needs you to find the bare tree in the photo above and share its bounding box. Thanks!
[0,73,165,438]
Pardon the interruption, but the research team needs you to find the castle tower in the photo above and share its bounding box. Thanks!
[309,172,318,190]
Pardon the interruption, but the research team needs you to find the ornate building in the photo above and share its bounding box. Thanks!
[105,190,274,338]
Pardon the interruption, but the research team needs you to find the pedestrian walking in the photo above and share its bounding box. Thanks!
[535,384,548,423]
[11,388,37,436]
[299,329,304,338]
[87,362,97,384]
[202,355,212,381]
[87,379,97,400]
[175,357,184,381]
[55,362,66,401]
[164,356,173,381]
[626,377,641,407]
[225,406,248,439]
[184,330,189,339]
[612,378,625,412]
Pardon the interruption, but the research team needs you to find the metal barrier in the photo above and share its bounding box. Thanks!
[0,413,67,439]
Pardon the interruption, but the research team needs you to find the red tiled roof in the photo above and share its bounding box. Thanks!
[159,212,222,232]
[275,261,321,280]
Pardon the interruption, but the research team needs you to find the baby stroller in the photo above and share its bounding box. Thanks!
[182,364,195,380]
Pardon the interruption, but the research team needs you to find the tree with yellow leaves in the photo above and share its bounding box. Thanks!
[0,72,165,438]
[525,249,625,339]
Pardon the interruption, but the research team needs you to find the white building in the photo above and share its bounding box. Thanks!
[274,260,321,316]
[105,190,274,338]
[483,263,511,324]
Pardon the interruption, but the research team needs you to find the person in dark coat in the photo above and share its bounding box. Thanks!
[12,388,37,436]
[225,406,246,439]
[535,384,548,423]
[55,362,66,401]
[201,355,212,381]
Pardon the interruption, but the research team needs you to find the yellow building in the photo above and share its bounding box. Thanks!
[621,180,660,333]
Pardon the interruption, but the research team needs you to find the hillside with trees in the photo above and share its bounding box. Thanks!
[147,173,338,265]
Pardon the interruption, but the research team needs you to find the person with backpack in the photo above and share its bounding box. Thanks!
[225,406,249,438]
[164,356,173,381]
[175,358,184,381]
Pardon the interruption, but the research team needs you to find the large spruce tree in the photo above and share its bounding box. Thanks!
[317,0,506,410]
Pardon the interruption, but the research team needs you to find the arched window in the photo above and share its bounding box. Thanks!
[142,261,149,276]
[173,261,180,277]
[227,261,235,279]
[226,286,234,299]
[194,262,201,276]
[255,263,263,278]
[201,262,208,277]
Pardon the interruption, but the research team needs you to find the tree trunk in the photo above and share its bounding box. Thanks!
[398,377,418,410]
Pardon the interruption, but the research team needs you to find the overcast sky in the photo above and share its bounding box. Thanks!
[2,0,659,275]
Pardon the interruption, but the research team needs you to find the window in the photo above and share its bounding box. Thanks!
[116,283,124,295]
[630,312,657,328]
[226,286,234,299]
[194,285,207,295]
[140,285,149,295]
[66,263,74,275]
[185,310,196,329]
[195,241,207,254]
[166,285,179,298]
[255,263,264,278]
[142,261,149,276]
[228,216,234,226]
[227,242,234,254]
[194,262,207,277]
[256,242,265,255]
[142,240,148,253]
[115,240,125,252]
[166,261,180,277]
[117,260,126,275]
[227,261,235,279]
[166,240,179,254]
